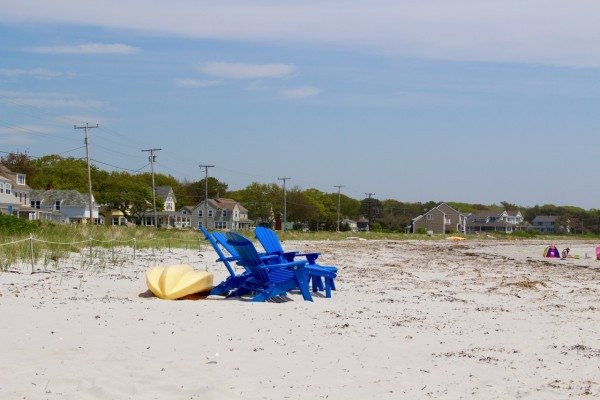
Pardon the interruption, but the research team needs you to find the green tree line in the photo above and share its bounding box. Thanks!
[2,152,599,233]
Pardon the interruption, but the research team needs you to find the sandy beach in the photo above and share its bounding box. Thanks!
[0,239,599,399]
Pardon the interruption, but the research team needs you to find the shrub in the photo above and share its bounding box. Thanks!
[416,227,427,234]
[0,213,41,235]
[512,230,537,238]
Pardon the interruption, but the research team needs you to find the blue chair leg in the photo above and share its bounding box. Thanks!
[325,278,332,298]
[293,270,313,302]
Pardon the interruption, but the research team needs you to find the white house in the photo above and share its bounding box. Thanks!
[29,189,100,223]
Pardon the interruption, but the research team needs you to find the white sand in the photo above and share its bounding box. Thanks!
[0,239,599,399]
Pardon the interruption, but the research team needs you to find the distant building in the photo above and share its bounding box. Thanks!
[466,210,525,234]
[412,202,467,234]
[0,164,36,218]
[138,185,191,228]
[192,198,253,230]
[531,215,565,233]
[357,216,370,232]
[341,218,358,232]
[29,189,100,223]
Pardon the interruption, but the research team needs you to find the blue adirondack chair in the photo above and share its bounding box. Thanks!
[212,229,337,298]
[225,231,313,302]
[254,227,338,297]
[200,226,249,296]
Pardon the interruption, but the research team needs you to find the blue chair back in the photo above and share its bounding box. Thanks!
[199,227,236,278]
[255,227,284,254]
[225,231,270,284]
[212,231,240,258]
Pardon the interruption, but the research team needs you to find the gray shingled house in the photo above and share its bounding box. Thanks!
[29,189,100,223]
[412,202,467,234]
[191,198,253,230]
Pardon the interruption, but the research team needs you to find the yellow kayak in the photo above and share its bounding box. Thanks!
[146,264,213,300]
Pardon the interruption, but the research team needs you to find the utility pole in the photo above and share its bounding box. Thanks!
[200,165,215,229]
[365,192,375,229]
[278,177,290,231]
[142,148,161,228]
[74,123,99,225]
[334,184,345,232]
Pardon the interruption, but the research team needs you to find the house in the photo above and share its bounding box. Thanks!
[155,186,176,212]
[192,198,253,230]
[137,186,190,228]
[357,216,370,232]
[29,189,100,223]
[466,210,525,234]
[412,202,467,234]
[0,173,20,214]
[341,218,358,232]
[175,206,194,228]
[531,215,564,233]
[0,165,41,219]
[99,207,128,226]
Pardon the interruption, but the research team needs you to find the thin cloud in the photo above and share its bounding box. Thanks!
[49,115,114,125]
[25,43,139,55]
[280,86,322,99]
[3,1,600,68]
[0,67,71,79]
[197,62,296,79]
[0,90,105,109]
[175,78,221,88]
[0,124,55,145]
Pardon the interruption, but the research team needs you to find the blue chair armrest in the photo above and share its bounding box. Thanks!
[264,260,307,271]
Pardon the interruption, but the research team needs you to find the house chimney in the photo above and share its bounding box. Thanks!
[45,183,53,191]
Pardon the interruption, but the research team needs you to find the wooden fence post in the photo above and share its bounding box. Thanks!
[28,233,34,274]
[88,237,93,265]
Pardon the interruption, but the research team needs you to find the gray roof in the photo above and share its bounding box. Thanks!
[208,198,248,213]
[0,164,31,190]
[29,189,91,206]
[532,215,558,222]
[155,186,174,202]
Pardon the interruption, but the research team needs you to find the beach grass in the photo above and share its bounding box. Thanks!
[0,219,598,270]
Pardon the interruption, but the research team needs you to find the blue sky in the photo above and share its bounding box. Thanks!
[1,1,600,208]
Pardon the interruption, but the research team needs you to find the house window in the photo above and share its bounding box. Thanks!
[234,211,239,218]
[198,222,203,228]
[54,201,61,211]
[5,184,10,195]
[222,210,227,217]
[198,210,203,217]
[17,174,25,185]
[215,221,227,229]
[426,214,433,221]
[0,183,4,194]
[208,210,213,217]
[182,210,187,215]
[31,200,40,209]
